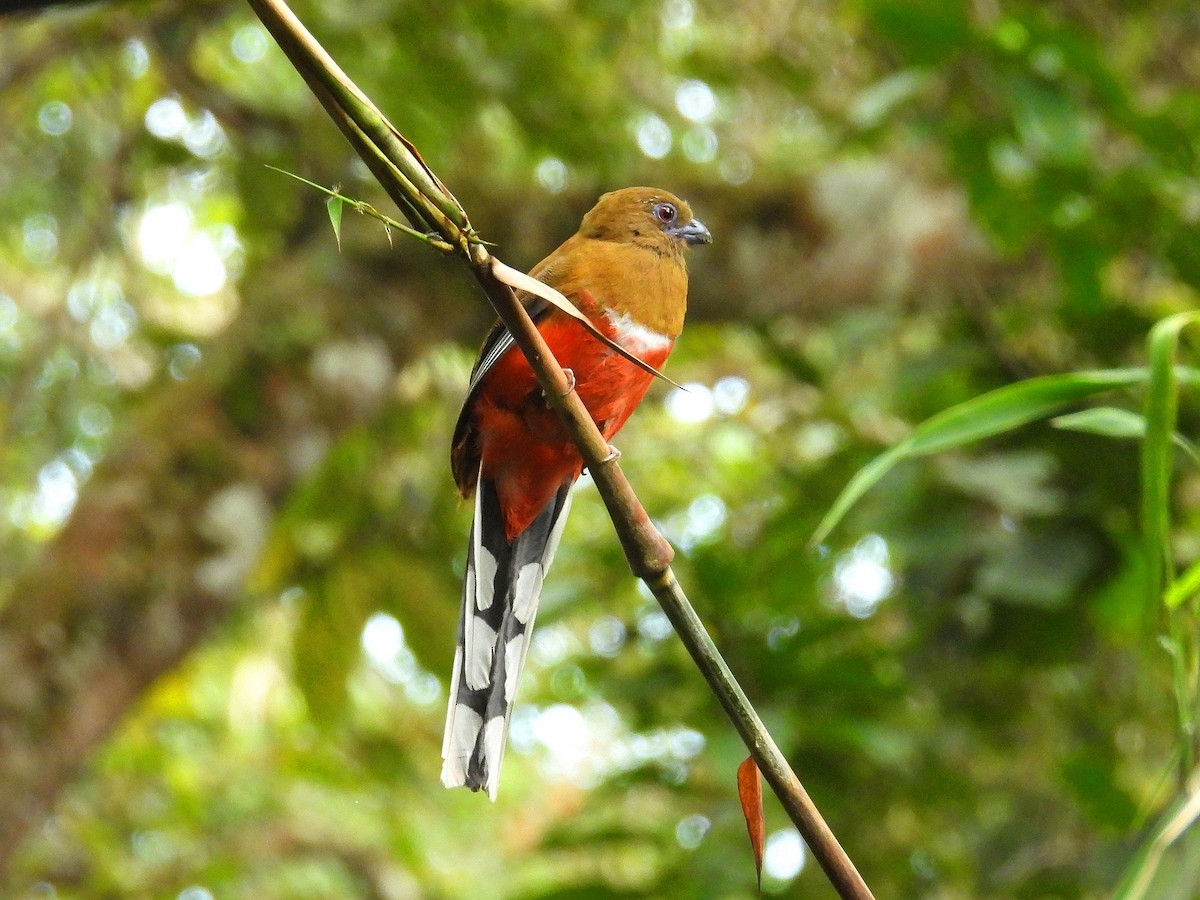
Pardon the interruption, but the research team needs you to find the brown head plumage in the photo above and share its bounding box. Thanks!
[527,187,711,336]
[576,187,712,257]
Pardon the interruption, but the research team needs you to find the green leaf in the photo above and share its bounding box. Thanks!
[1052,407,1200,465]
[1142,312,1200,605]
[811,368,1150,546]
[1165,559,1200,611]
[1051,406,1146,439]
[264,165,453,251]
[849,69,933,129]
[327,194,344,250]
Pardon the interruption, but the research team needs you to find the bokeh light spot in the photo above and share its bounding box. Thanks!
[231,25,269,63]
[138,203,193,273]
[635,113,672,159]
[682,126,718,164]
[167,343,203,380]
[122,39,150,77]
[173,235,227,296]
[362,612,404,665]
[675,80,717,123]
[713,375,750,414]
[719,152,753,185]
[145,97,187,140]
[665,383,714,423]
[533,704,590,771]
[37,101,73,137]
[588,616,626,657]
[764,829,806,881]
[32,459,78,528]
[675,814,711,849]
[834,534,895,618]
[22,214,58,265]
[661,0,695,30]
[535,157,568,193]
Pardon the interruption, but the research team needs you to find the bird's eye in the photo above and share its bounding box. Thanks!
[654,202,678,225]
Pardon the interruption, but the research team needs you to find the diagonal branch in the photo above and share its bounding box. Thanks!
[245,2,874,896]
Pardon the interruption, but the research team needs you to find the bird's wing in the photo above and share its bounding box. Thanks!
[464,247,570,397]
[449,295,551,494]
[450,247,576,494]
[464,296,551,398]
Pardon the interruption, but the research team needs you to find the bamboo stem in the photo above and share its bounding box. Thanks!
[248,0,466,240]
[245,2,874,896]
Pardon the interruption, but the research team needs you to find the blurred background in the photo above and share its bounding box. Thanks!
[2,0,1199,897]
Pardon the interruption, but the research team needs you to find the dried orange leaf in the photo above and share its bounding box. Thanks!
[738,756,765,888]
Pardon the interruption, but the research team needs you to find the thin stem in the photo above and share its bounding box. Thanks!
[246,2,875,896]
[247,0,466,243]
[1168,611,1198,779]
[647,569,873,898]
[264,166,454,251]
[1114,764,1200,900]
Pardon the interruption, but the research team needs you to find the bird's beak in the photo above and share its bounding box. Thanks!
[670,218,713,246]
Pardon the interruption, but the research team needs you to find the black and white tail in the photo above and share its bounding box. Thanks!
[441,469,573,799]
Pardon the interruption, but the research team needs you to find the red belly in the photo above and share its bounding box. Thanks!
[473,312,672,539]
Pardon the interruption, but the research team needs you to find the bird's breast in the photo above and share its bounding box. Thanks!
[544,239,688,337]
[605,309,675,357]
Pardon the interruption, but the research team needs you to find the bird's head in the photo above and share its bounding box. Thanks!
[577,187,712,257]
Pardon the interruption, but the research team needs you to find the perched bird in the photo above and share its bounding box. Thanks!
[441,187,711,798]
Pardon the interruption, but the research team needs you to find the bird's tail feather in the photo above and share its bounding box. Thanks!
[441,470,573,799]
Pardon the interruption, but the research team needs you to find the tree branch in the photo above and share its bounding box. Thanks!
[243,1,874,896]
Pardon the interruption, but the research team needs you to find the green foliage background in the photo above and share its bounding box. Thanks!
[2,0,1199,897]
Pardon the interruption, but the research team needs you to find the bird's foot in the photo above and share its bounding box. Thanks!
[560,368,577,397]
[544,368,576,405]
[584,444,621,474]
[598,444,621,465]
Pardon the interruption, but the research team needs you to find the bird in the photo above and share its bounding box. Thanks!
[441,187,711,799]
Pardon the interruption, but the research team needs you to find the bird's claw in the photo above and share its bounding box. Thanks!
[559,368,576,397]
[543,368,576,406]
[598,444,621,465]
